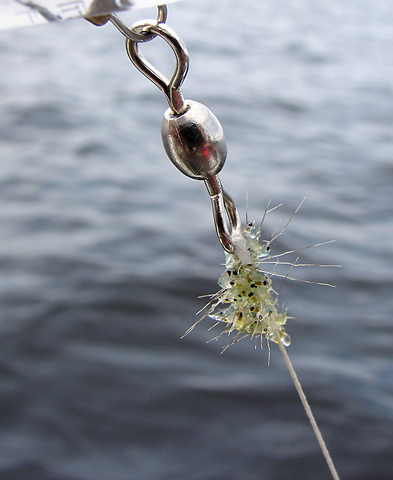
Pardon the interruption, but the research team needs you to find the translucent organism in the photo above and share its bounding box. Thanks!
[185,198,333,351]
[194,218,292,350]
[184,199,341,480]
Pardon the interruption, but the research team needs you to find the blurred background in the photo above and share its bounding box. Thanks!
[0,0,392,479]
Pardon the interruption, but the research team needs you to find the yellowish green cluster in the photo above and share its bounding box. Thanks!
[207,221,291,347]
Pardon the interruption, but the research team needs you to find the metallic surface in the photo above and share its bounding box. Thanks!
[109,5,167,42]
[126,18,239,253]
[161,97,238,253]
[223,189,241,233]
[204,176,237,254]
[161,100,227,180]
[126,21,189,114]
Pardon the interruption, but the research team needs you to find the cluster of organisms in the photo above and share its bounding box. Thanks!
[185,204,341,480]
[185,202,307,351]
[204,220,290,348]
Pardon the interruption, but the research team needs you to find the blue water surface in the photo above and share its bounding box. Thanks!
[0,1,392,479]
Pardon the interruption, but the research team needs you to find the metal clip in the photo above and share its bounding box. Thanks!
[126,22,188,114]
[88,6,241,254]
[126,19,240,253]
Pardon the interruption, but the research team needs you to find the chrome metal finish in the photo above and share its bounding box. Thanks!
[161,100,227,179]
[204,175,240,254]
[126,22,188,114]
[110,5,167,42]
[223,189,241,232]
[121,8,241,254]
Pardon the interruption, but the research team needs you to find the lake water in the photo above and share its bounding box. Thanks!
[0,0,393,479]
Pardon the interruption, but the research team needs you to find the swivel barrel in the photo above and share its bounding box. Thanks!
[161,100,227,180]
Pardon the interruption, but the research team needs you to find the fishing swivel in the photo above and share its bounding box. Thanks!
[87,5,240,254]
[86,10,341,480]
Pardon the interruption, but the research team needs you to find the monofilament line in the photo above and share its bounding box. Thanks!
[274,330,341,480]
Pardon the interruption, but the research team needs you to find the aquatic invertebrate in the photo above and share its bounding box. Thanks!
[186,199,333,351]
[184,215,290,350]
[185,200,341,480]
[199,217,291,350]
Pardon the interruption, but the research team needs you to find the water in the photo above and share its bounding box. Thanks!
[0,0,392,478]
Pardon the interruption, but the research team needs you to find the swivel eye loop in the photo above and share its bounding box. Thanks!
[110,5,167,43]
[126,22,189,115]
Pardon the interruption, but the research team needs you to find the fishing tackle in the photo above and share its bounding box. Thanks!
[88,7,340,480]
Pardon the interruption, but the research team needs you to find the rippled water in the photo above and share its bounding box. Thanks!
[0,1,393,479]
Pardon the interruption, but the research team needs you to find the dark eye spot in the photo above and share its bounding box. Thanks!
[230,281,235,286]
[233,271,238,275]
[250,306,255,312]
[248,292,254,297]
[250,283,256,288]
[239,312,243,318]
[263,280,267,285]
[266,246,270,251]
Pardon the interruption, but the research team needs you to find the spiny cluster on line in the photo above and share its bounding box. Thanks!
[202,219,291,348]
